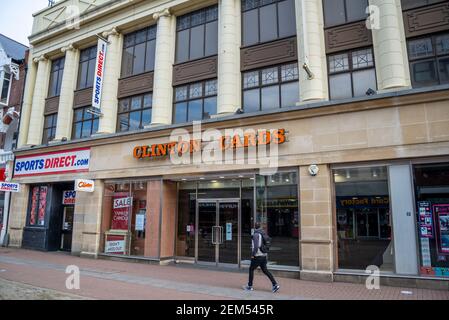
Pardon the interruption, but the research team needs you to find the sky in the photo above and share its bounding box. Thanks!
[0,0,49,46]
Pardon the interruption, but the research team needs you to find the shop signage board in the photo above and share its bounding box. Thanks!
[336,196,389,208]
[14,148,90,177]
[0,182,20,192]
[92,37,107,111]
[75,179,95,193]
[105,235,125,254]
[62,191,76,205]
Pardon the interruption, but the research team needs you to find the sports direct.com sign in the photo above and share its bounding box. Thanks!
[14,148,91,177]
[92,38,107,110]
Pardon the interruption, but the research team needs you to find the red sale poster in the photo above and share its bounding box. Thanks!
[111,193,132,230]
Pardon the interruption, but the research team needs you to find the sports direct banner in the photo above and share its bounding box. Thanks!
[14,148,90,177]
[92,38,107,110]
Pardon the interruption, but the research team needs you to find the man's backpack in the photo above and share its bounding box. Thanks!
[259,233,272,254]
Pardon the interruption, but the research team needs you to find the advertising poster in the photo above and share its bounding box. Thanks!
[62,191,76,205]
[111,194,132,230]
[434,204,449,255]
[226,223,232,241]
[38,187,47,226]
[418,201,434,238]
[29,187,39,225]
[135,212,146,232]
[105,235,126,254]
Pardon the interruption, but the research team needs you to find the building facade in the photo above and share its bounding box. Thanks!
[0,34,28,245]
[7,0,449,288]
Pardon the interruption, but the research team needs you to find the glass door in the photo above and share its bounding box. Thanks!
[218,201,239,265]
[197,201,217,263]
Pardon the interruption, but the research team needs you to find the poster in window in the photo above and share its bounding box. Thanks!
[135,211,146,232]
[418,201,434,238]
[37,187,47,226]
[111,193,132,230]
[434,204,449,255]
[29,187,39,225]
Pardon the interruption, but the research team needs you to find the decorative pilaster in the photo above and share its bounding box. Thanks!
[295,0,328,103]
[370,0,411,91]
[217,0,241,115]
[54,44,80,141]
[26,55,51,146]
[150,9,176,126]
[97,28,123,134]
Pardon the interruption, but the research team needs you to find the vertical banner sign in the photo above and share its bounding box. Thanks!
[92,38,107,111]
[111,194,132,230]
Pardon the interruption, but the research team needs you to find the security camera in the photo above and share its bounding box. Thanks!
[366,88,376,96]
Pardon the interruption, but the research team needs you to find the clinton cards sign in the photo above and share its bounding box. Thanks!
[14,148,90,177]
[92,38,107,110]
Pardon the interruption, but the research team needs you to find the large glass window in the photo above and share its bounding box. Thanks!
[48,57,65,97]
[175,6,218,63]
[28,186,48,227]
[334,166,393,271]
[78,46,97,89]
[122,25,157,77]
[42,113,57,144]
[72,107,99,139]
[408,33,449,88]
[117,93,152,132]
[173,79,217,124]
[0,71,11,105]
[328,48,377,100]
[323,0,369,28]
[242,0,296,47]
[243,63,299,113]
[414,163,449,278]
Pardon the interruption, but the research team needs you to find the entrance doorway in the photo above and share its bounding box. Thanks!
[196,199,240,266]
[355,209,379,238]
[60,206,74,251]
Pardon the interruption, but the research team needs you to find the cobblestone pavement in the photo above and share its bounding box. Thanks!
[0,247,448,300]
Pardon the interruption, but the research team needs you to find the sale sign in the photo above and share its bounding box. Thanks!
[111,194,132,230]
[14,148,90,177]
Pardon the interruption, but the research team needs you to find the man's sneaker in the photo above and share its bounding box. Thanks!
[243,285,254,291]
[272,284,280,293]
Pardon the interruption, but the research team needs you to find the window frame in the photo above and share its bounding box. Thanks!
[407,32,449,88]
[0,70,12,106]
[173,79,218,124]
[71,106,100,140]
[42,113,58,145]
[322,0,369,29]
[48,57,65,98]
[77,46,98,90]
[242,62,299,113]
[241,0,297,47]
[116,93,153,132]
[121,25,157,78]
[327,47,377,99]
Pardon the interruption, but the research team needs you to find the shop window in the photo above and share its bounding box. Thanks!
[42,113,57,145]
[77,46,97,89]
[28,186,48,227]
[401,0,446,10]
[323,0,369,28]
[117,93,152,132]
[408,33,449,88]
[173,79,217,124]
[48,57,65,97]
[102,181,149,257]
[328,48,377,100]
[121,25,157,77]
[72,106,99,139]
[0,70,12,105]
[334,166,393,271]
[414,163,449,278]
[243,63,299,113]
[242,0,296,47]
[175,6,218,63]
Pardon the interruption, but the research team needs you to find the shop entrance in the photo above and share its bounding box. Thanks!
[355,209,379,238]
[196,199,240,266]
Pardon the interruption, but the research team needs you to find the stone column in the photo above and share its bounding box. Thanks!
[54,44,80,141]
[299,165,334,282]
[17,52,37,148]
[295,0,328,103]
[369,0,411,91]
[7,184,30,248]
[26,55,51,146]
[97,28,123,134]
[150,9,176,126]
[217,0,241,115]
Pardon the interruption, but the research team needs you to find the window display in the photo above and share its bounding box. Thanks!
[28,186,48,227]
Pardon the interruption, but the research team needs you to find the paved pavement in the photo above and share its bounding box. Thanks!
[0,247,448,300]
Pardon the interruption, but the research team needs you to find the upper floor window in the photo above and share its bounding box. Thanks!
[401,0,446,10]
[122,25,157,77]
[117,93,153,132]
[72,107,100,139]
[78,46,97,89]
[48,57,65,97]
[323,0,368,28]
[42,113,57,145]
[242,63,299,113]
[176,5,218,63]
[242,0,296,47]
[0,70,11,105]
[328,47,377,100]
[408,33,449,87]
[173,80,217,123]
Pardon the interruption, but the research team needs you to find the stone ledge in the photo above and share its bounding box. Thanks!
[300,270,334,283]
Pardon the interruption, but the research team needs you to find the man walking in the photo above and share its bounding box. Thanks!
[244,223,280,293]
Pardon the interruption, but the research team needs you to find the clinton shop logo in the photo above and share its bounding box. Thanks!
[14,148,91,177]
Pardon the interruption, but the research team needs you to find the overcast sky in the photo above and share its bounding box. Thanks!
[0,0,49,46]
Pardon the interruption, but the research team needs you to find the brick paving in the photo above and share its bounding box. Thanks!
[0,247,448,300]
